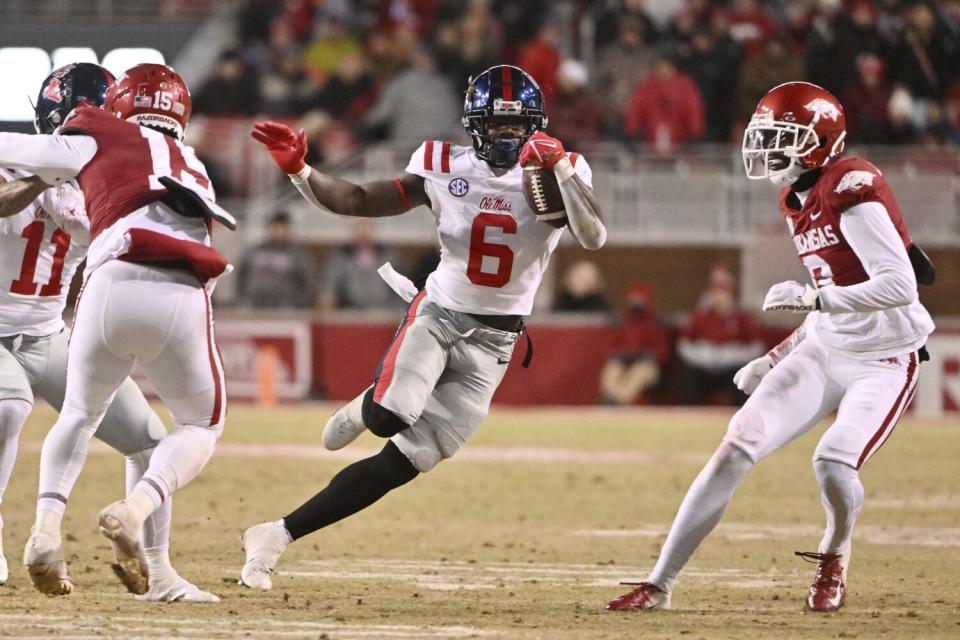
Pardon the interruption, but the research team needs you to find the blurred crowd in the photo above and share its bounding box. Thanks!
[193,0,960,161]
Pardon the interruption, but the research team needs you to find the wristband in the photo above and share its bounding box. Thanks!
[290,165,312,182]
[553,156,575,182]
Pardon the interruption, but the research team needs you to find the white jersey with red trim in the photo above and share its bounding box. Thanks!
[406,141,593,315]
[0,168,86,337]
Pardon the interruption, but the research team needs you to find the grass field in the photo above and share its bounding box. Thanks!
[0,403,958,639]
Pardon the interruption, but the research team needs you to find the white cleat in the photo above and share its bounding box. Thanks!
[0,553,7,585]
[23,532,73,595]
[136,571,220,603]
[322,390,369,450]
[98,500,149,595]
[240,521,290,590]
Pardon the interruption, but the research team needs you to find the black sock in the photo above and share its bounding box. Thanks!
[282,440,419,540]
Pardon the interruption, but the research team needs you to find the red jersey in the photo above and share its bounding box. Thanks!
[779,156,911,290]
[61,106,227,282]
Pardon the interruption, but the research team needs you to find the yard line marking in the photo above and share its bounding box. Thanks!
[577,523,960,547]
[19,441,705,465]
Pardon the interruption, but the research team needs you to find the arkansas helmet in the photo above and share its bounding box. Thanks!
[462,65,547,168]
[34,63,115,134]
[104,63,192,140]
[742,81,846,186]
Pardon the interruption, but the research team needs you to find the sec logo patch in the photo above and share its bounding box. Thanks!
[448,178,469,197]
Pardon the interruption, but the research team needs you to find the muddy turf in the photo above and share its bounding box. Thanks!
[0,404,957,639]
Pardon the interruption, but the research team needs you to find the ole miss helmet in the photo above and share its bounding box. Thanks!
[34,63,115,134]
[462,65,547,168]
[104,63,192,140]
[742,81,847,186]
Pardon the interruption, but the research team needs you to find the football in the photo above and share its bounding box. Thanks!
[522,165,568,228]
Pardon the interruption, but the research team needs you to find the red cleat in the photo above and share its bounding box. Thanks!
[796,551,847,612]
[605,582,671,611]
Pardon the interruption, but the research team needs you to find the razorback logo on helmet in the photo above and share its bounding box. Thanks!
[835,170,876,194]
[804,98,841,122]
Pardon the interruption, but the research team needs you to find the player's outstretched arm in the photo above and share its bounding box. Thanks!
[251,121,428,217]
[0,132,96,187]
[520,132,606,250]
[733,319,809,394]
[0,174,48,218]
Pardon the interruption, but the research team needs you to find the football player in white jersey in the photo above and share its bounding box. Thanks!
[239,65,606,589]
[607,82,935,613]
[0,64,218,601]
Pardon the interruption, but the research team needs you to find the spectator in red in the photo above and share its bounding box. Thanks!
[676,266,764,406]
[719,0,777,56]
[546,60,602,148]
[517,22,562,101]
[623,55,705,151]
[600,282,671,406]
[844,54,893,144]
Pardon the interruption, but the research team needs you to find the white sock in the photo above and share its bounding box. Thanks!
[138,424,220,503]
[0,399,31,505]
[35,508,63,540]
[126,448,172,550]
[647,443,754,593]
[344,387,370,426]
[37,406,102,514]
[813,459,863,554]
[144,545,174,577]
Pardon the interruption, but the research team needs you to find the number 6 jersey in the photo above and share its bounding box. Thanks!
[406,140,592,316]
[0,168,86,336]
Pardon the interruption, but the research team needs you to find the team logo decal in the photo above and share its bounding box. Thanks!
[835,170,876,194]
[804,98,841,122]
[43,78,63,103]
[448,178,469,197]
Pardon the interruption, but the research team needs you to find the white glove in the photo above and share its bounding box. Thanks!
[733,354,775,395]
[41,182,90,241]
[762,280,819,312]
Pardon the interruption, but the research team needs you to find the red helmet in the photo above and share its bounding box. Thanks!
[104,63,192,139]
[742,81,846,186]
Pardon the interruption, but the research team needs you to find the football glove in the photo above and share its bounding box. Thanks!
[251,121,308,175]
[519,132,565,170]
[732,354,775,395]
[762,281,819,313]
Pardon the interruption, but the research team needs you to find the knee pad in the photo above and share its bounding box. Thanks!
[724,408,765,459]
[362,388,409,438]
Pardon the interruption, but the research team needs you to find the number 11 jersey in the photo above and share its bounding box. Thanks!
[406,141,592,316]
[0,168,85,336]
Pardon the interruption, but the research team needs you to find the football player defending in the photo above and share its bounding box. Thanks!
[240,65,605,589]
[0,63,217,602]
[607,82,934,613]
[0,64,230,597]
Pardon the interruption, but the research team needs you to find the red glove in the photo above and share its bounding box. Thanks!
[519,131,565,170]
[251,121,308,174]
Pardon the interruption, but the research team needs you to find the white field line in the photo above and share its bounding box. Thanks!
[20,440,705,465]
[0,614,495,639]
[577,522,960,547]
[278,558,797,591]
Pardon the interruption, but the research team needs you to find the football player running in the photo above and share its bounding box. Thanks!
[240,65,605,589]
[0,64,230,598]
[0,63,217,602]
[607,82,934,613]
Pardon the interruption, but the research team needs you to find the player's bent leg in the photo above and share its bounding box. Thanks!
[607,441,754,612]
[797,459,862,613]
[0,398,32,585]
[124,448,220,603]
[241,441,418,590]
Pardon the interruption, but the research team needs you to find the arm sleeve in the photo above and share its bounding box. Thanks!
[817,202,917,313]
[0,133,97,186]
